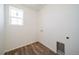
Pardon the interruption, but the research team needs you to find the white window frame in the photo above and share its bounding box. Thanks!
[9,6,24,26]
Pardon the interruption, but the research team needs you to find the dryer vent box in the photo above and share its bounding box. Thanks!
[57,41,65,55]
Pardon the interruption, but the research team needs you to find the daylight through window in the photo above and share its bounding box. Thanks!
[9,6,23,25]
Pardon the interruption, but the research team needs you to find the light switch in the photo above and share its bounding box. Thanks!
[40,29,43,32]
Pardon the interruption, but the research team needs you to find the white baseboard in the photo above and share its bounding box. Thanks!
[39,41,57,53]
[4,40,38,54]
[4,40,57,54]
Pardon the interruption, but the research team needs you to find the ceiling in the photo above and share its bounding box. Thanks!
[23,4,46,11]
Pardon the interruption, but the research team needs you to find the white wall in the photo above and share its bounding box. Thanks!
[0,4,5,54]
[2,4,79,55]
[5,4,38,52]
[39,5,79,55]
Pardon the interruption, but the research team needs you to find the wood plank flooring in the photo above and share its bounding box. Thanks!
[4,42,57,55]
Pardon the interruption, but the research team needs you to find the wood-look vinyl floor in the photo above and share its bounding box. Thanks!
[4,42,57,55]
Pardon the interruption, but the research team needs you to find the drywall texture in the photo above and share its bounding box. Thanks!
[5,4,38,52]
[0,4,5,54]
[39,5,79,55]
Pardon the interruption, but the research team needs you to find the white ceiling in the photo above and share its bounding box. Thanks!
[23,4,46,11]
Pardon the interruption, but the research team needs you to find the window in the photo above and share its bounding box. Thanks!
[9,6,24,25]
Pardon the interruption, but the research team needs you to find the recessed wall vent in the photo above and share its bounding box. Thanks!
[57,41,65,55]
